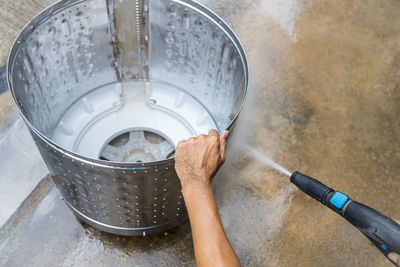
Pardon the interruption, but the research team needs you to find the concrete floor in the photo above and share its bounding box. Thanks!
[1,0,400,266]
[0,1,49,227]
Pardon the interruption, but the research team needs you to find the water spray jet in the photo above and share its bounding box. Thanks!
[244,145,400,264]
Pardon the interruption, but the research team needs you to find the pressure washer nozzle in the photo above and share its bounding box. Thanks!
[290,171,400,265]
[290,171,334,204]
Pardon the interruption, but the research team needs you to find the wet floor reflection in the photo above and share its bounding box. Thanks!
[0,185,195,266]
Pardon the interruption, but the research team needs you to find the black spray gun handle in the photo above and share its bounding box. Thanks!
[291,171,400,265]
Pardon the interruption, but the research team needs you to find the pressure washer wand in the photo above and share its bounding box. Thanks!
[291,171,400,265]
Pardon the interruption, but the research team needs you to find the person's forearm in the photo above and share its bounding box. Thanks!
[183,183,241,267]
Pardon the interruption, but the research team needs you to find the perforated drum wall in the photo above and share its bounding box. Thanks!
[8,0,248,236]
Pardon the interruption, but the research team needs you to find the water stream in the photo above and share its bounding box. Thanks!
[242,145,292,176]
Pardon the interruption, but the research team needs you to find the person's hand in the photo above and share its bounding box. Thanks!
[174,129,240,267]
[175,129,228,190]
[388,219,400,266]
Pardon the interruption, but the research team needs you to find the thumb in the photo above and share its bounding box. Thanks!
[219,130,229,161]
[388,253,400,266]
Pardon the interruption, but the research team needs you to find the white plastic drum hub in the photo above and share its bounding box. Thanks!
[53,81,218,161]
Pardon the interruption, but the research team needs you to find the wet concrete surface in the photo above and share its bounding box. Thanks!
[0,0,50,227]
[1,0,400,266]
[0,65,7,94]
[0,178,195,266]
[0,118,47,227]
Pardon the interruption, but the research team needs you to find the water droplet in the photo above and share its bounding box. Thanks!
[165,48,173,58]
[165,32,175,45]
[48,26,56,36]
[182,13,190,29]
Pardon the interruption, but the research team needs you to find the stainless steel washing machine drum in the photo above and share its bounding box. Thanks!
[7,0,248,236]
